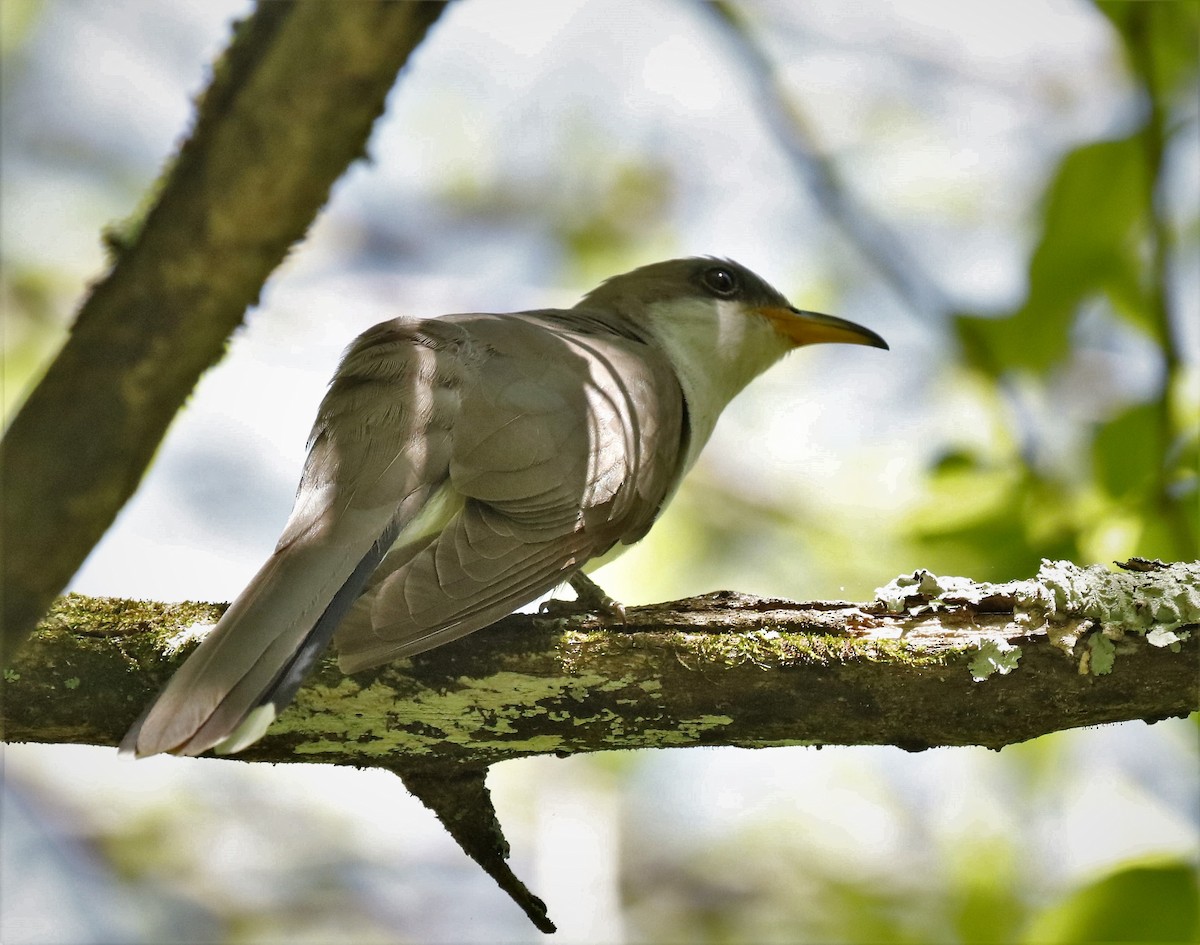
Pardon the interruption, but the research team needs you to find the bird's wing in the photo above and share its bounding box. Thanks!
[334,311,686,671]
[121,317,474,756]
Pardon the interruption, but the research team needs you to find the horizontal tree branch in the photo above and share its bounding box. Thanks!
[4,561,1196,764]
[5,560,1195,933]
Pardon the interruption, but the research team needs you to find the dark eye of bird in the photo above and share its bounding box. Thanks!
[702,267,739,298]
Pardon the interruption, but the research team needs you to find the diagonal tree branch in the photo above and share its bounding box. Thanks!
[705,1,952,318]
[0,0,447,661]
[393,761,557,934]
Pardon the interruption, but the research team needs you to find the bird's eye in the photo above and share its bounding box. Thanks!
[701,267,739,298]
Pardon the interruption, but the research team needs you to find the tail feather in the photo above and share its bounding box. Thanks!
[121,523,396,758]
[176,520,401,756]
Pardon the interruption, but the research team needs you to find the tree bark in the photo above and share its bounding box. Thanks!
[0,1,447,661]
[4,561,1196,764]
[5,560,1195,933]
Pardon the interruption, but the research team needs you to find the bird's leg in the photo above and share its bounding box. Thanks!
[566,572,628,623]
[537,573,627,622]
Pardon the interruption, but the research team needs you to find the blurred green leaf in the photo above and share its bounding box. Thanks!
[1088,399,1199,560]
[912,459,1081,581]
[956,136,1149,376]
[951,838,1023,945]
[1168,427,1199,503]
[1166,375,1199,510]
[1136,512,1197,564]
[1096,0,1200,102]
[0,0,42,56]
[1094,402,1161,499]
[1022,860,1200,944]
[928,448,983,476]
[557,159,676,282]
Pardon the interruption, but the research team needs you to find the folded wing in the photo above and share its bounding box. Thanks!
[334,311,686,671]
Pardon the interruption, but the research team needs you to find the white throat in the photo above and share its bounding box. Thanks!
[643,298,792,472]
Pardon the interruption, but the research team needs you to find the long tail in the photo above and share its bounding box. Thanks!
[120,523,396,758]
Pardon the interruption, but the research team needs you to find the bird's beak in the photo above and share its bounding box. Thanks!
[758,306,889,350]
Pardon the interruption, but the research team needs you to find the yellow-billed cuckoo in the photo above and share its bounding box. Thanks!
[121,257,887,757]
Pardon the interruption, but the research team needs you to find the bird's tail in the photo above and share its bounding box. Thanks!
[120,523,396,757]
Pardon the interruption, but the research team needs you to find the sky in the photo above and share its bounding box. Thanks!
[2,2,1196,943]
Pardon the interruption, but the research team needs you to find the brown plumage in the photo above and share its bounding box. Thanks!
[121,257,886,757]
[332,309,685,671]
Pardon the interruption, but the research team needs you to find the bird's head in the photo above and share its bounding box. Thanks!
[576,256,888,354]
[574,255,889,480]
[575,257,888,468]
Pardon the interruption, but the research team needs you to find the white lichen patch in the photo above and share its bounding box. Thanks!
[969,640,1022,681]
[1146,626,1185,650]
[876,560,1199,677]
[1044,617,1092,654]
[1038,560,1199,635]
[164,620,216,653]
[875,569,974,613]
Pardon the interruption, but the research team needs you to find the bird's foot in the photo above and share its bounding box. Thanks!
[568,572,627,623]
[537,572,627,624]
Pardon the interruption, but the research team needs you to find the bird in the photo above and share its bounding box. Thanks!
[120,257,887,758]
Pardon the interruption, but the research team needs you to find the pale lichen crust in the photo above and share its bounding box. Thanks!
[276,668,733,760]
[875,559,1199,679]
[968,640,1023,681]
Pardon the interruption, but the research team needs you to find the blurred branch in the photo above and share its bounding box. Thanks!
[705,1,951,317]
[0,1,447,662]
[5,564,1196,763]
[1122,4,1197,556]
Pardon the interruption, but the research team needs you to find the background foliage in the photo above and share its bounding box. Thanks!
[2,1,1197,943]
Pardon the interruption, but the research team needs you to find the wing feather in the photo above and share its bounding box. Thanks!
[334,311,685,671]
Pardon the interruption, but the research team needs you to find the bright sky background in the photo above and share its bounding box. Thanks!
[3,0,1152,604]
[2,2,1195,943]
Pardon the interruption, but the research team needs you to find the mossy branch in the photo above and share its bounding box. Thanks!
[5,561,1195,933]
[4,561,1197,763]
